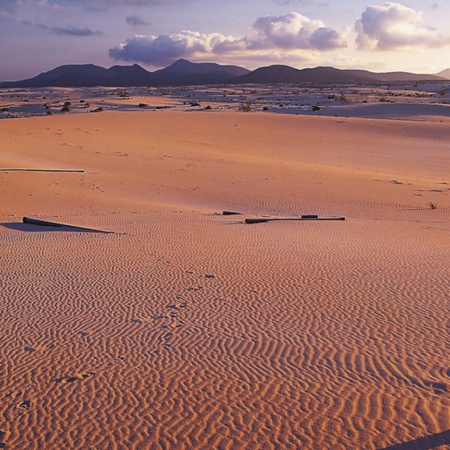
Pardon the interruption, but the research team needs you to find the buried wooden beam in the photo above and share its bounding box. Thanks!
[1,168,84,173]
[244,216,345,224]
[222,211,242,216]
[23,217,113,234]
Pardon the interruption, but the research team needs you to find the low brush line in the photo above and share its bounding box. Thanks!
[1,168,84,173]
[244,217,345,224]
[23,217,113,234]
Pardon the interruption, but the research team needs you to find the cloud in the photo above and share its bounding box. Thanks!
[109,11,346,66]
[97,0,175,3]
[109,31,223,65]
[251,12,345,51]
[13,0,176,4]
[272,0,329,5]
[10,15,102,36]
[53,25,102,36]
[126,15,150,26]
[355,2,450,50]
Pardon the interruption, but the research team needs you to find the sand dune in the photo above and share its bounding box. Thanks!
[1,108,449,449]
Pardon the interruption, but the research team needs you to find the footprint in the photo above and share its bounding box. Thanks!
[167,300,187,310]
[186,286,202,292]
[55,372,95,384]
[169,320,183,329]
[112,357,125,363]
[24,345,46,353]
[16,400,31,409]
[424,380,448,394]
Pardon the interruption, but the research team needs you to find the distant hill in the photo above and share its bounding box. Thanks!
[0,60,250,88]
[236,65,444,84]
[108,64,155,86]
[5,64,115,88]
[151,59,250,85]
[159,58,248,76]
[0,59,444,88]
[436,69,450,79]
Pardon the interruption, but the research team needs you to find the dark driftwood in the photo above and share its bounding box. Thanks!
[244,216,345,224]
[222,211,242,216]
[1,168,84,173]
[23,217,113,234]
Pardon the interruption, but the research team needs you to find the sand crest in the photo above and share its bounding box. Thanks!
[1,106,449,449]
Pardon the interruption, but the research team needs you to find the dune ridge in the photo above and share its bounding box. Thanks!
[1,109,449,449]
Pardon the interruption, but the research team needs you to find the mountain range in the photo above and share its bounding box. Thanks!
[0,59,447,88]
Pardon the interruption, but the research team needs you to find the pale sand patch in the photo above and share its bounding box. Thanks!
[0,112,449,449]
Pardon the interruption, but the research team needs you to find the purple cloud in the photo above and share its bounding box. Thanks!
[126,15,150,26]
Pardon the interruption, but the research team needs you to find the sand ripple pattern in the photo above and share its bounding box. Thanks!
[1,212,449,450]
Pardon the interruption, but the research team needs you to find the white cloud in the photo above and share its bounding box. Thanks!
[251,12,345,50]
[109,31,222,65]
[109,11,346,66]
[355,2,450,50]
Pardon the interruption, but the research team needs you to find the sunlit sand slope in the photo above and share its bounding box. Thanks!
[1,112,449,449]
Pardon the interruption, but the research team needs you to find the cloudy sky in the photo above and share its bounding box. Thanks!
[1,0,449,81]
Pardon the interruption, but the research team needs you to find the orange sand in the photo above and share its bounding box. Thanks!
[1,109,449,449]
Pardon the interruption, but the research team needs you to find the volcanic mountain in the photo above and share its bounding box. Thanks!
[0,59,444,88]
[235,65,445,84]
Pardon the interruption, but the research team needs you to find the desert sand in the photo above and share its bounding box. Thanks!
[1,94,449,449]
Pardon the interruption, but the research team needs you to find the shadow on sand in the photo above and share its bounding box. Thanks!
[378,430,450,450]
[1,222,107,233]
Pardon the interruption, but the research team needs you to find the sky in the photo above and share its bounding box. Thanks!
[1,0,450,81]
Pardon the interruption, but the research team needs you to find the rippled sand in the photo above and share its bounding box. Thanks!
[1,110,449,449]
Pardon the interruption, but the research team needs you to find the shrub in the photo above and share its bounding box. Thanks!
[428,201,437,210]
[239,102,252,112]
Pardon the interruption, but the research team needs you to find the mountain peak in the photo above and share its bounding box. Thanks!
[0,59,442,88]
